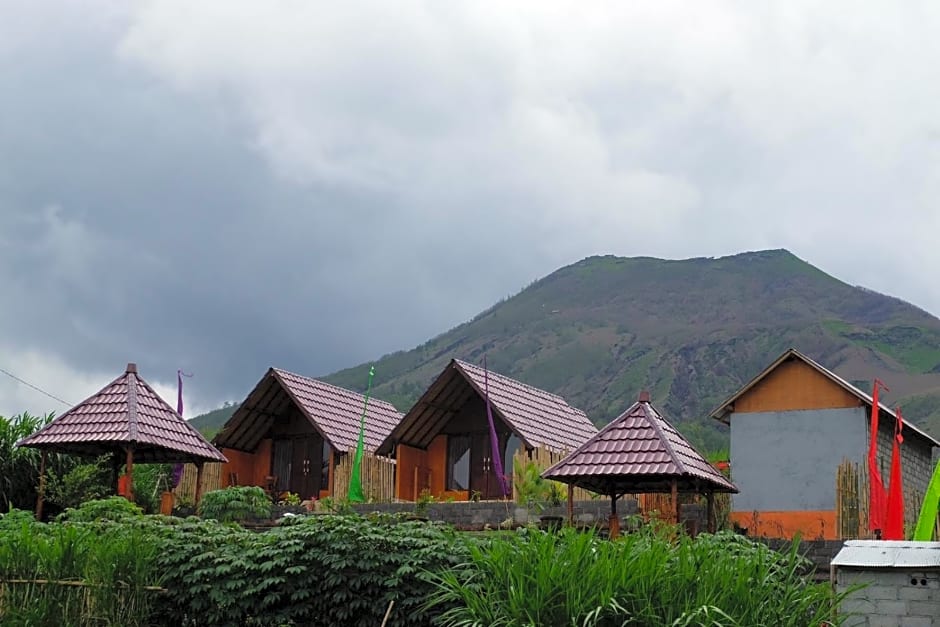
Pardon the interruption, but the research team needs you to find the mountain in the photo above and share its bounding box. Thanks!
[187,403,237,438]
[192,250,940,451]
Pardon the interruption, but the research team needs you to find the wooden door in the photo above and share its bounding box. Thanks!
[288,436,322,499]
[469,433,508,500]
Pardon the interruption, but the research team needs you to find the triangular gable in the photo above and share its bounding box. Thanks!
[376,359,597,455]
[214,368,403,453]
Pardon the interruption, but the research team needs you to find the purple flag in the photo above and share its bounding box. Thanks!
[173,370,193,489]
[483,356,509,497]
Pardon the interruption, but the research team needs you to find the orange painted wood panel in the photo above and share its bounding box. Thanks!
[427,435,448,498]
[730,510,839,540]
[734,360,859,414]
[220,448,256,487]
[395,443,428,501]
[253,439,273,486]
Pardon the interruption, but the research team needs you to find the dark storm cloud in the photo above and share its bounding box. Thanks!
[4,1,940,414]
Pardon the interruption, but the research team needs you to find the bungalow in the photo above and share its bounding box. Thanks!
[212,368,403,500]
[710,348,940,540]
[376,359,598,501]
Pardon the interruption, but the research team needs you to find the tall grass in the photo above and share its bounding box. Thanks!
[0,507,163,626]
[427,526,848,626]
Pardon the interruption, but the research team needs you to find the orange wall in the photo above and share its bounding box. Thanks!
[427,435,447,498]
[396,443,428,501]
[730,510,839,540]
[734,360,860,414]
[219,438,273,489]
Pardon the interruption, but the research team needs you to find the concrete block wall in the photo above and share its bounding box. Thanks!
[349,499,640,529]
[837,568,940,626]
[874,417,934,529]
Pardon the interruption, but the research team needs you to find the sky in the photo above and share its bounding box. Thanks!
[3,1,940,418]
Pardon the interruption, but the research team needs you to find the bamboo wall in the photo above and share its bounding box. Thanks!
[172,463,223,506]
[513,445,596,502]
[837,457,932,540]
[332,450,396,502]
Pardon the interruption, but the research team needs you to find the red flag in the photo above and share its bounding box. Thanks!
[867,380,887,534]
[884,407,905,540]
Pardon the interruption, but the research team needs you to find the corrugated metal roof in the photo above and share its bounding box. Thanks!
[543,393,737,495]
[832,540,940,568]
[213,368,403,453]
[18,363,226,463]
[709,348,940,448]
[376,359,597,455]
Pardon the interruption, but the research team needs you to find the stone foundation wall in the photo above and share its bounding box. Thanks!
[350,499,709,531]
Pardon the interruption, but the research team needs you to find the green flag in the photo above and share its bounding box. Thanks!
[347,365,375,503]
[913,458,940,541]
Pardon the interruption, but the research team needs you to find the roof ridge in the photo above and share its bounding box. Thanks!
[272,367,399,412]
[454,358,572,405]
[642,402,688,475]
[127,371,139,442]
[541,402,640,476]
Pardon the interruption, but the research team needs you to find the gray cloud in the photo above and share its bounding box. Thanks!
[3,1,940,415]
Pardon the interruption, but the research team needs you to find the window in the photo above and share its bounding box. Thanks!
[503,434,521,485]
[447,435,471,491]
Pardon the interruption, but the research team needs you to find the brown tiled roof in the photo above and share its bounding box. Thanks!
[709,348,940,448]
[376,359,597,455]
[18,363,226,463]
[213,368,403,453]
[543,393,737,495]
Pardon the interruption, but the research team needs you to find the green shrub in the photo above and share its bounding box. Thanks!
[57,496,144,522]
[427,526,850,626]
[45,456,113,510]
[153,513,471,627]
[198,486,272,522]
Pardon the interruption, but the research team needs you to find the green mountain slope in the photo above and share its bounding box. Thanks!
[192,249,940,451]
[321,250,940,450]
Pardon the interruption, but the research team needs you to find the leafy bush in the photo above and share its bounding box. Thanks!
[45,455,113,510]
[427,526,850,626]
[153,513,472,627]
[198,486,272,522]
[0,412,54,512]
[57,496,144,522]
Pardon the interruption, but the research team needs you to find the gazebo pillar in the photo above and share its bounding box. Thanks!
[194,462,206,506]
[125,446,135,502]
[671,479,679,526]
[706,492,716,533]
[34,450,47,520]
[567,483,574,526]
[609,493,620,539]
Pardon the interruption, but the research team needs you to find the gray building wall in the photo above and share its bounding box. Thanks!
[731,407,867,511]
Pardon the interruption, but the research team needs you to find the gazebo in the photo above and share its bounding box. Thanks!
[543,391,737,537]
[18,363,226,517]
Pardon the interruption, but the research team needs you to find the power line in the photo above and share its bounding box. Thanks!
[0,366,73,407]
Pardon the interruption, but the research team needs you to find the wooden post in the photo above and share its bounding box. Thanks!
[567,483,574,526]
[125,446,135,502]
[34,450,47,520]
[671,479,679,526]
[609,494,620,539]
[194,462,206,506]
[706,492,715,533]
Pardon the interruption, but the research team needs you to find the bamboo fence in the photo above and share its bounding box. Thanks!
[513,445,596,502]
[332,450,396,502]
[172,463,223,506]
[836,457,931,540]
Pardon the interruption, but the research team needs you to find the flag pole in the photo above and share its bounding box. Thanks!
[348,365,375,503]
[483,356,509,497]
